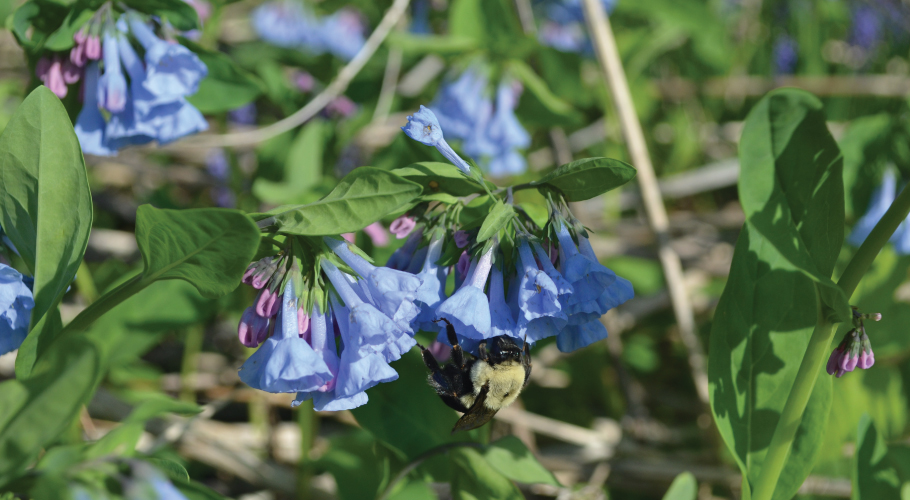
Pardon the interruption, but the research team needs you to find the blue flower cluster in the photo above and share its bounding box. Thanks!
[252,1,366,61]
[237,236,424,411]
[75,12,208,156]
[536,0,616,53]
[0,263,35,356]
[849,168,910,253]
[425,70,531,177]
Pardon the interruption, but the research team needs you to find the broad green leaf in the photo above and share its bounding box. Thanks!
[351,350,479,460]
[451,448,523,500]
[43,6,95,50]
[477,201,515,242]
[314,430,393,500]
[394,162,489,197]
[253,120,326,203]
[509,60,582,127]
[662,472,697,500]
[14,307,62,380]
[482,436,560,486]
[175,481,230,500]
[708,223,832,500]
[737,88,848,320]
[9,2,41,49]
[86,423,144,459]
[449,0,485,40]
[147,458,191,483]
[531,158,637,202]
[181,38,263,113]
[0,86,92,329]
[0,336,100,483]
[261,168,422,236]
[457,195,495,230]
[135,205,260,298]
[855,415,902,499]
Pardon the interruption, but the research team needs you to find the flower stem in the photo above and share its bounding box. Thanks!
[750,181,910,500]
[296,399,317,500]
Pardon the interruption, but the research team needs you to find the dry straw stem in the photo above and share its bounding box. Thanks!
[580,0,707,404]
[175,0,412,149]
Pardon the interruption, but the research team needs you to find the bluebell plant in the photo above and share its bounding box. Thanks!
[0,263,34,356]
[252,0,366,61]
[427,69,531,177]
[535,0,617,53]
[67,7,208,155]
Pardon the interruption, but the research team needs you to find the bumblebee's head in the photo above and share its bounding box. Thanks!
[488,336,523,364]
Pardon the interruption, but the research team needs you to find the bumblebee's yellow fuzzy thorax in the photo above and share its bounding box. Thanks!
[463,359,525,411]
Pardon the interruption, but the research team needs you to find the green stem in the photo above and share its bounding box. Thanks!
[750,181,910,500]
[180,325,204,402]
[296,400,317,500]
[62,273,146,334]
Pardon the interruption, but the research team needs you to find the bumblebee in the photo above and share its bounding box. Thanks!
[418,319,531,432]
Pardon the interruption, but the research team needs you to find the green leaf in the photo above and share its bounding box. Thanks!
[351,350,479,460]
[0,86,92,328]
[261,168,423,236]
[147,458,191,483]
[0,336,100,483]
[477,201,514,242]
[737,88,848,321]
[855,415,902,499]
[482,436,561,486]
[125,396,202,423]
[181,38,263,113]
[86,423,144,459]
[531,158,637,202]
[394,162,489,197]
[662,472,697,500]
[509,60,582,127]
[252,120,326,203]
[314,430,392,500]
[43,6,95,51]
[386,32,479,54]
[708,223,832,500]
[451,448,523,500]
[135,205,260,298]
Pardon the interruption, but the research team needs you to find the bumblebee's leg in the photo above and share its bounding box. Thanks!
[437,318,468,370]
[521,342,532,386]
[477,340,490,363]
[417,342,471,413]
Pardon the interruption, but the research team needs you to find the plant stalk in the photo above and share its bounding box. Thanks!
[750,181,910,500]
[296,400,317,500]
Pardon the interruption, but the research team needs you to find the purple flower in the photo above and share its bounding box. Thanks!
[229,102,257,125]
[850,5,882,51]
[516,240,567,342]
[435,246,494,341]
[454,230,470,248]
[97,31,128,113]
[129,15,208,97]
[206,149,230,180]
[292,306,370,411]
[402,105,472,174]
[772,35,798,75]
[826,326,875,378]
[252,1,321,49]
[431,68,489,140]
[556,319,609,352]
[239,281,333,393]
[105,35,157,150]
[324,237,422,330]
[319,9,366,61]
[74,62,116,156]
[386,229,423,271]
[330,295,400,397]
[0,263,34,356]
[413,235,449,330]
[321,259,416,362]
[237,306,269,348]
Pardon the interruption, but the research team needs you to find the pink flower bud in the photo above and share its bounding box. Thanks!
[294,71,314,92]
[298,308,311,341]
[327,95,357,117]
[364,221,389,247]
[390,215,416,239]
[242,265,256,285]
[238,307,269,347]
[872,313,882,321]
[859,349,875,369]
[44,59,68,98]
[342,233,356,243]
[826,346,843,375]
[841,352,859,372]
[70,42,86,67]
[62,60,81,84]
[428,341,452,362]
[453,230,470,249]
[255,289,280,318]
[456,251,471,276]
[85,35,101,60]
[74,29,88,45]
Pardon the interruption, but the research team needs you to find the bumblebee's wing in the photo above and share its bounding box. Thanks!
[452,385,497,433]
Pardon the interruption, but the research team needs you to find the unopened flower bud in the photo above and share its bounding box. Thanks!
[390,215,416,239]
[453,230,470,249]
[298,308,311,341]
[238,307,269,347]
[256,288,280,318]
